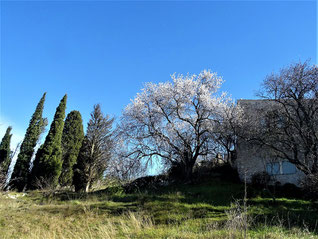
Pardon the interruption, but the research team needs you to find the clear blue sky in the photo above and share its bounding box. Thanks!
[0,0,317,147]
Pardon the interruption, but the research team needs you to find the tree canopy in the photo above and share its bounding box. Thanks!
[255,62,318,176]
[0,126,13,178]
[73,104,114,192]
[10,93,47,191]
[117,70,240,180]
[29,94,67,189]
[59,110,84,186]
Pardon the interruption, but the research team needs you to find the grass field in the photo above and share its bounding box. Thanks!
[1,179,318,239]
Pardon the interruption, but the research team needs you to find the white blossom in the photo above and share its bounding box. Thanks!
[116,70,242,179]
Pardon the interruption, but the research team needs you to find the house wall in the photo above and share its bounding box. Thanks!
[236,141,305,186]
[236,99,305,186]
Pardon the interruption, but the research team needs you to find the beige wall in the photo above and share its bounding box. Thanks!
[236,141,304,186]
[236,100,305,186]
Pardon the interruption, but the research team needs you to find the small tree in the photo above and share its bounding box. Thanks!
[29,94,67,189]
[73,104,113,192]
[10,93,47,191]
[0,126,12,186]
[59,111,84,187]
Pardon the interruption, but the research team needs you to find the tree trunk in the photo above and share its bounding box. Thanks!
[85,181,90,193]
[183,160,195,182]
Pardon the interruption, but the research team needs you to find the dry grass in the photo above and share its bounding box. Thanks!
[0,182,317,239]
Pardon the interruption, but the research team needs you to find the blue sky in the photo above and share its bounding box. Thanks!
[0,0,317,148]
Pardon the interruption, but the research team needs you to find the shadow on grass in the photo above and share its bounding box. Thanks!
[248,198,318,233]
[27,180,318,232]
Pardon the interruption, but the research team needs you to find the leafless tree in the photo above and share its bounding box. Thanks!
[255,61,318,176]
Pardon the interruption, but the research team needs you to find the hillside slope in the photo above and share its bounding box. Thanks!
[0,180,317,239]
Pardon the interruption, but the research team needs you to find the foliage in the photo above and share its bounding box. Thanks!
[118,70,242,181]
[29,95,67,189]
[301,173,318,199]
[73,104,114,192]
[59,111,84,187]
[123,175,169,193]
[250,171,271,188]
[10,93,47,191]
[197,162,241,183]
[0,126,12,178]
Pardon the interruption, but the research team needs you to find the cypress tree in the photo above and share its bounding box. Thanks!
[59,110,84,187]
[73,104,113,192]
[72,136,89,192]
[10,93,47,191]
[0,126,13,177]
[30,94,67,189]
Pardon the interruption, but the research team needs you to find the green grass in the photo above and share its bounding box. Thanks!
[0,180,317,238]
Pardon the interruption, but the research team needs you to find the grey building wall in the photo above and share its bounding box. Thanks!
[236,99,305,186]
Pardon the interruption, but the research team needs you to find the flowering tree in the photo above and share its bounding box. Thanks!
[118,70,240,181]
[106,136,147,182]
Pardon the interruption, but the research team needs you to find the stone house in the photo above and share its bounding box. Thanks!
[235,99,305,186]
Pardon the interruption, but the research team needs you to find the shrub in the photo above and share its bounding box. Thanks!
[192,161,240,183]
[216,163,241,183]
[250,171,271,188]
[124,175,169,193]
[301,173,318,200]
[167,162,186,182]
[279,183,302,198]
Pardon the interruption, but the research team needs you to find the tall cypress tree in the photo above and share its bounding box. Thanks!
[30,94,67,189]
[59,110,84,187]
[10,93,47,191]
[73,104,113,192]
[0,126,13,177]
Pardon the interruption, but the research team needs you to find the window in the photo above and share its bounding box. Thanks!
[266,162,280,175]
[266,161,297,175]
[281,161,297,174]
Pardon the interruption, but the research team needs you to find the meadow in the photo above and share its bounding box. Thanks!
[1,178,318,239]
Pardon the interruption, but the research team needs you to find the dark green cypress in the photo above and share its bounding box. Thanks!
[59,110,84,187]
[73,104,113,192]
[30,94,67,189]
[0,126,13,177]
[10,93,46,191]
[72,136,89,192]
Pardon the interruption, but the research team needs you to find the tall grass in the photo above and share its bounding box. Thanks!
[1,181,317,239]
